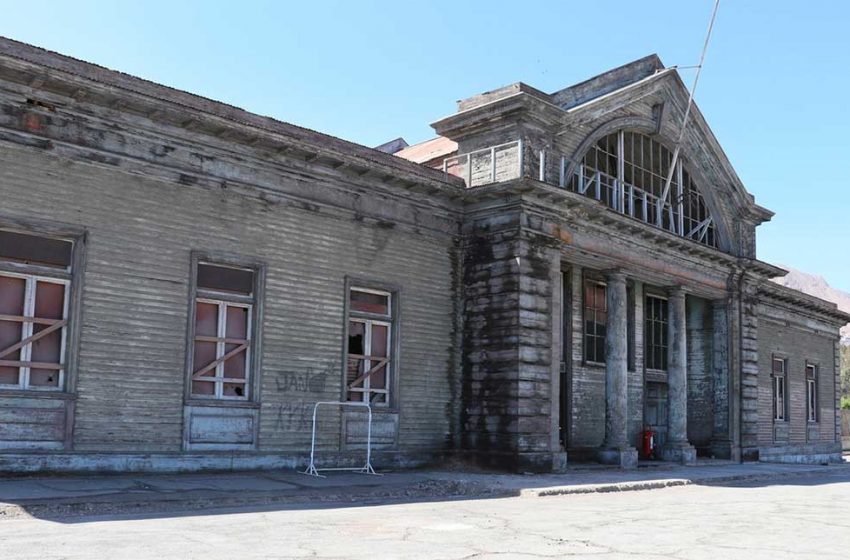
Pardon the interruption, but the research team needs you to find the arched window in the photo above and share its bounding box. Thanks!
[569,131,717,247]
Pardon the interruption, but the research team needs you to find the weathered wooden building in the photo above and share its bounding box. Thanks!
[0,39,846,473]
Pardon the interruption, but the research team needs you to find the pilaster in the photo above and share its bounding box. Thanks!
[710,299,732,458]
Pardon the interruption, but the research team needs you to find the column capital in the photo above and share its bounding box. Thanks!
[666,285,687,298]
[603,269,627,284]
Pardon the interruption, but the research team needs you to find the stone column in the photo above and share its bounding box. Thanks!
[598,270,638,468]
[662,286,697,465]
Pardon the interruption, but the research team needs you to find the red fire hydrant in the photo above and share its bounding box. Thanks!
[641,429,656,459]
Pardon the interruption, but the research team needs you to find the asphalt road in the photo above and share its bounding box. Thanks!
[2,470,848,559]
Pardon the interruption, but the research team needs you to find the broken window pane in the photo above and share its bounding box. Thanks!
[29,367,59,387]
[346,288,394,405]
[197,263,254,295]
[223,382,245,397]
[0,231,72,268]
[576,131,716,247]
[348,321,365,355]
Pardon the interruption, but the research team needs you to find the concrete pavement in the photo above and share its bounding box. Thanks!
[1,460,848,520]
[2,469,850,559]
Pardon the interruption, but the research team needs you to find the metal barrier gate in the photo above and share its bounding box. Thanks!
[301,401,379,477]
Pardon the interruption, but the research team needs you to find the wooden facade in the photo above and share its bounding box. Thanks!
[0,39,846,473]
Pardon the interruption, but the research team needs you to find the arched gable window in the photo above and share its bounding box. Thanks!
[569,130,717,247]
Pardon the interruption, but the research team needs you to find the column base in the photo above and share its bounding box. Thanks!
[551,451,569,474]
[661,443,697,465]
[598,447,638,469]
[709,439,732,460]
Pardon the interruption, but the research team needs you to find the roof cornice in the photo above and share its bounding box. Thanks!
[0,36,466,195]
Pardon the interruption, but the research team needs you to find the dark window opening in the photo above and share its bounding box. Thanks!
[806,364,818,422]
[772,357,787,421]
[645,295,669,371]
[0,230,72,268]
[583,279,607,364]
[197,263,254,295]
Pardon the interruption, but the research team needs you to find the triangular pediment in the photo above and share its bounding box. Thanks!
[557,57,772,229]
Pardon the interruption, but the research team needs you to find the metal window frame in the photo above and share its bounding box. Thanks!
[573,130,717,247]
[184,252,265,405]
[644,294,669,372]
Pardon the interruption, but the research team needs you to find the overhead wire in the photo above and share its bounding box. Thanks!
[658,0,722,213]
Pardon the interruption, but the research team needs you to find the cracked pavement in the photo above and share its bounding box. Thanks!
[2,469,850,559]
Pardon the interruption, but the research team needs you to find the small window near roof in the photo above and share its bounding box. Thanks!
[350,289,390,315]
[0,230,72,269]
[197,263,254,295]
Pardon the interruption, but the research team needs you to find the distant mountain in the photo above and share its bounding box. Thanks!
[771,267,850,344]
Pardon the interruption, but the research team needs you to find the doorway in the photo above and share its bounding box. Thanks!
[644,381,668,455]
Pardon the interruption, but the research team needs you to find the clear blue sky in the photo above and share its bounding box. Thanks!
[1,1,848,290]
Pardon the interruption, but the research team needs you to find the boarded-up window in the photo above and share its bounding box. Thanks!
[0,238,71,390]
[346,287,393,406]
[189,262,256,400]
